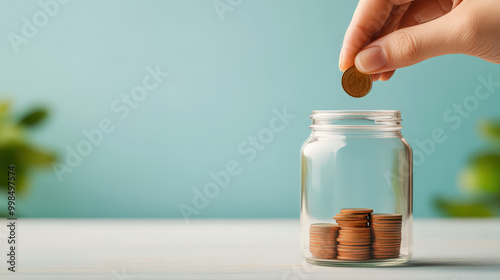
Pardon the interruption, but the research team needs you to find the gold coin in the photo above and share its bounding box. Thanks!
[370,214,403,220]
[337,255,371,261]
[310,223,340,228]
[334,216,369,221]
[338,232,371,237]
[341,66,372,98]
[340,227,371,232]
[370,219,402,223]
[370,222,402,226]
[340,208,373,214]
[371,227,401,231]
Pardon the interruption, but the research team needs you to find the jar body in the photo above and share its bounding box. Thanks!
[300,111,413,267]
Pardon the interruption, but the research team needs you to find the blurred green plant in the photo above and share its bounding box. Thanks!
[0,100,56,216]
[436,120,500,217]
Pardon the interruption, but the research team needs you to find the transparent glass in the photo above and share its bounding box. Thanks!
[300,110,413,267]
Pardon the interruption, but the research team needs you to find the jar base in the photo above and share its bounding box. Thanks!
[306,256,411,267]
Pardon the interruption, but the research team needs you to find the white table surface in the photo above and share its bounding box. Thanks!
[0,219,499,279]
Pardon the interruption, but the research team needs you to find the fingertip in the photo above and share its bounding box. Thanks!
[339,63,350,72]
[339,45,357,72]
[379,71,395,81]
[339,52,352,72]
[355,46,387,74]
[371,73,381,82]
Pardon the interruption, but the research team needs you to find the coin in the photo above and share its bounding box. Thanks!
[333,215,368,221]
[337,247,370,252]
[309,223,339,259]
[338,233,371,238]
[329,210,405,261]
[338,245,371,249]
[336,222,368,227]
[372,248,400,252]
[340,230,371,235]
[340,208,373,214]
[371,235,401,240]
[372,252,400,256]
[335,213,369,217]
[371,227,401,231]
[370,220,402,224]
[336,241,371,246]
[370,222,402,227]
[371,244,401,249]
[337,255,371,261]
[337,237,371,242]
[370,214,403,220]
[341,66,372,98]
[340,227,371,232]
[371,233,401,237]
[369,213,402,260]
[338,252,371,257]
[310,223,340,228]
[372,242,401,246]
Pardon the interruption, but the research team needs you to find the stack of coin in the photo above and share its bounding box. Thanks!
[309,223,339,259]
[370,214,402,259]
[334,208,373,260]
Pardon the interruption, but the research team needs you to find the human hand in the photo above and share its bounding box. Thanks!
[339,0,500,81]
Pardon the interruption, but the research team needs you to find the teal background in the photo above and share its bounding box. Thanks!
[1,0,499,218]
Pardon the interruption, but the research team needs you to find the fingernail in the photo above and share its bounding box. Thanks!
[355,47,387,73]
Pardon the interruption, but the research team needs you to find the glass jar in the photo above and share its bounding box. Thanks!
[300,110,413,267]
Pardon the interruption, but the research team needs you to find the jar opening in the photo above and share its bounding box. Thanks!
[310,110,402,131]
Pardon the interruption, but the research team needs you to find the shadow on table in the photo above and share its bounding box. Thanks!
[401,258,500,269]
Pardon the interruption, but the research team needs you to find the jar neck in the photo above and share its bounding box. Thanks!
[310,110,403,137]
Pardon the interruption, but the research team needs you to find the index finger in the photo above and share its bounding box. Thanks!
[340,0,414,72]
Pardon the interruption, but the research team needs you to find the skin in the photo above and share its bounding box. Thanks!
[339,0,500,81]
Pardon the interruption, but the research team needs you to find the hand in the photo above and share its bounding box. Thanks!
[339,0,500,81]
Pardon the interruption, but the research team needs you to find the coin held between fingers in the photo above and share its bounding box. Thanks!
[341,66,373,98]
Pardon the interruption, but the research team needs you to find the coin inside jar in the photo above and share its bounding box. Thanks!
[341,66,372,98]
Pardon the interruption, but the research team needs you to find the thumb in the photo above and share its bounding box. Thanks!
[354,12,467,74]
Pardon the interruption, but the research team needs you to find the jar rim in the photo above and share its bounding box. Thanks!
[311,110,400,116]
[310,110,403,131]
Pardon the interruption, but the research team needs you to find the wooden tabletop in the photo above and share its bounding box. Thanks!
[1,219,499,279]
